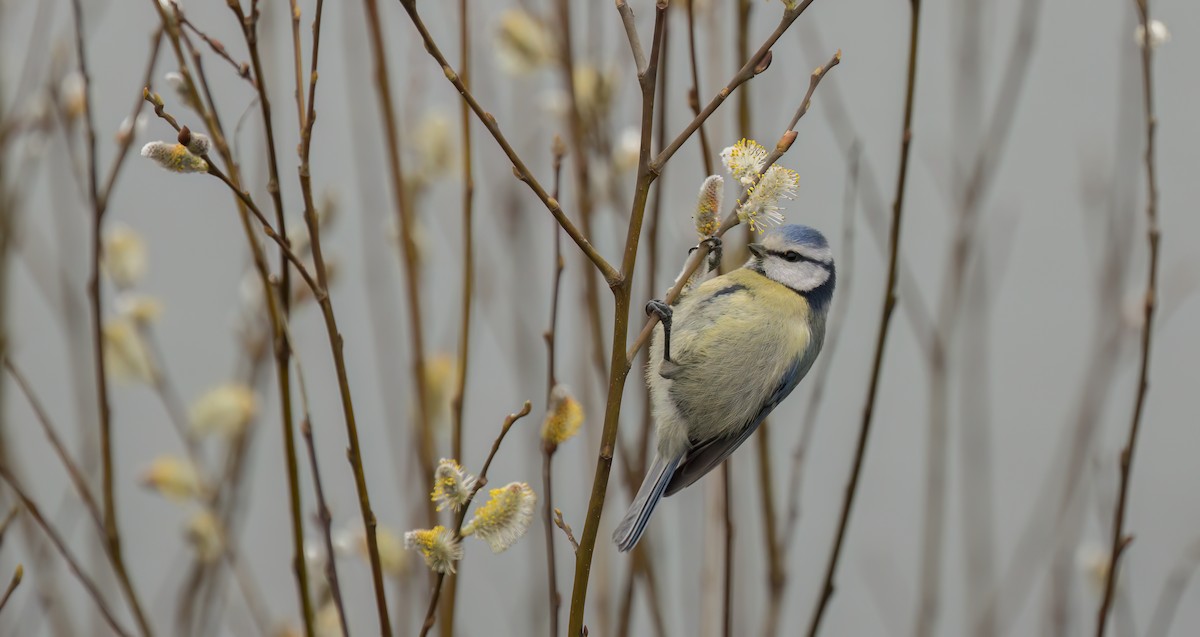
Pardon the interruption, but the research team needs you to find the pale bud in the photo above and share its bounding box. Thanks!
[189,383,258,438]
[541,385,584,447]
[140,141,208,173]
[141,455,202,501]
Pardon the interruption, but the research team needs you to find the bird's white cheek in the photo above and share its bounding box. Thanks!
[766,261,830,292]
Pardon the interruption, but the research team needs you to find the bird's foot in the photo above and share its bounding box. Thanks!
[645,299,673,363]
[701,236,723,273]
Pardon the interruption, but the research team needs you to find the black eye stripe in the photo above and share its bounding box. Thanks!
[766,249,825,265]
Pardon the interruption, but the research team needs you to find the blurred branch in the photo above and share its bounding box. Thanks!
[805,2,921,632]
[0,564,21,616]
[0,469,134,637]
[299,406,350,637]
[397,0,618,285]
[1096,1,1161,634]
[69,0,154,631]
[442,4,477,633]
[1145,537,1200,637]
[541,140,567,637]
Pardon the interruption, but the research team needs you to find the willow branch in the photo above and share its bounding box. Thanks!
[566,5,666,634]
[1096,1,1160,634]
[70,0,154,632]
[647,0,817,179]
[805,4,920,634]
[0,565,21,616]
[0,470,134,637]
[394,0,620,286]
[419,402,534,637]
[685,1,714,175]
[541,140,567,637]
[441,7,477,634]
[299,411,350,637]
[4,358,104,533]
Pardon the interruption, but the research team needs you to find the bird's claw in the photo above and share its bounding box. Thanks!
[700,237,723,273]
[645,299,674,363]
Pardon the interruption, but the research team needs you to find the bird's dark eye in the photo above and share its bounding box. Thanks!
[783,251,802,263]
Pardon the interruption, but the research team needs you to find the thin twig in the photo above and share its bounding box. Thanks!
[647,1,817,179]
[554,0,611,393]
[70,0,154,631]
[178,19,254,87]
[1145,537,1200,637]
[419,402,534,637]
[98,28,163,209]
[3,358,104,533]
[396,0,619,286]
[0,564,21,616]
[0,469,134,637]
[685,0,715,176]
[1096,1,1160,634]
[300,415,350,637]
[615,0,648,75]
[441,6,477,633]
[567,5,668,634]
[359,0,437,541]
[804,4,920,634]
[541,139,567,637]
[554,509,580,553]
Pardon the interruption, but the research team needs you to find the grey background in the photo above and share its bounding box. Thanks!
[2,0,1199,635]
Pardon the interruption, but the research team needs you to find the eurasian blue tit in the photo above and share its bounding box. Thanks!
[613,224,835,552]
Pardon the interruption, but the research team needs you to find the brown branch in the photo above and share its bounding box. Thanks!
[69,0,154,631]
[419,402,534,637]
[541,139,567,637]
[615,0,648,75]
[178,18,254,87]
[554,509,580,553]
[440,8,478,635]
[805,4,921,634]
[394,0,620,286]
[1096,1,1160,634]
[0,469,135,637]
[0,564,21,616]
[647,1,817,179]
[1145,537,1200,637]
[98,29,164,210]
[3,358,105,533]
[685,1,715,176]
[299,415,350,637]
[566,4,667,634]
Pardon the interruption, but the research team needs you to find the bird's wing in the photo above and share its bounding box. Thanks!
[664,353,809,496]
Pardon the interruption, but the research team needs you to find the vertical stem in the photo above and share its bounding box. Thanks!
[440,1,475,633]
[686,1,715,175]
[1095,1,1159,634]
[542,144,566,637]
[805,2,921,634]
[71,0,154,633]
[568,5,667,635]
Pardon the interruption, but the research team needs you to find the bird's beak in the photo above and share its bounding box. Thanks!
[747,243,766,259]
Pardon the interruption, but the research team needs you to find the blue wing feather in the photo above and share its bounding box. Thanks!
[664,355,807,496]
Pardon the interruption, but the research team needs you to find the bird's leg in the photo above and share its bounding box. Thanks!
[645,300,673,363]
[701,236,723,273]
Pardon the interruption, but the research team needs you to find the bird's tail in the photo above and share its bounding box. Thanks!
[612,454,680,552]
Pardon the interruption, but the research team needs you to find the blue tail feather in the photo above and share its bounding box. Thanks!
[612,454,680,552]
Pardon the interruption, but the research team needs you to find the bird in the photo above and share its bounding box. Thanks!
[612,223,835,552]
